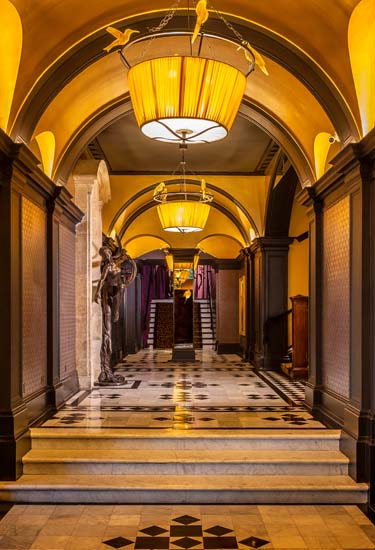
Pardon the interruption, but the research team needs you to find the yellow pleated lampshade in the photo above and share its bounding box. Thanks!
[157,201,211,232]
[128,56,246,143]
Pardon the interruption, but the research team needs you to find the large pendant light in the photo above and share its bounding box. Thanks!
[153,145,213,233]
[104,0,269,144]
[127,53,246,143]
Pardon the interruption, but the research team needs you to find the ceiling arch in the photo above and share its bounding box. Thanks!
[121,205,246,252]
[117,195,250,246]
[3,9,358,187]
[38,90,317,188]
[197,234,244,259]
[124,234,171,258]
[8,4,361,143]
[107,178,259,239]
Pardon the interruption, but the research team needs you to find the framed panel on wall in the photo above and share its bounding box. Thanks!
[239,275,246,336]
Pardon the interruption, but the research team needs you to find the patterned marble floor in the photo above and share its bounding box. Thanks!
[1,503,374,549]
[41,350,324,430]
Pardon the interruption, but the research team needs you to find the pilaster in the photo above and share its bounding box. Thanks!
[73,160,110,388]
[250,237,293,370]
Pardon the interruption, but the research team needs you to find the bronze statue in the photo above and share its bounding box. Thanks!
[94,233,137,385]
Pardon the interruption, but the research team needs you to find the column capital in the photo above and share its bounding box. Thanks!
[250,236,294,254]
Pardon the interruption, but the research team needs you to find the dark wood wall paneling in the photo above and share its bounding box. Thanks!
[0,129,83,480]
[245,167,298,370]
[300,129,375,517]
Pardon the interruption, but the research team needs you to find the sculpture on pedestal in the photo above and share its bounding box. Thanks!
[94,233,137,385]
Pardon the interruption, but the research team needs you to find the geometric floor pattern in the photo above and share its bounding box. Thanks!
[40,350,325,430]
[103,513,270,549]
[1,503,374,549]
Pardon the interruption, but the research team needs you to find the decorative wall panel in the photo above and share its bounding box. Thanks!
[322,197,350,398]
[22,198,47,397]
[59,224,76,377]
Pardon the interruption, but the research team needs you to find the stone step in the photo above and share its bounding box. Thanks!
[30,428,342,451]
[22,449,349,476]
[0,474,367,504]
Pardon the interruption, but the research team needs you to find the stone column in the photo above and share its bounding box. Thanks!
[73,176,94,389]
[240,248,255,362]
[90,184,104,385]
[73,160,111,388]
[250,237,293,370]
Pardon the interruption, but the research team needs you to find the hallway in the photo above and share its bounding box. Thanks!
[0,351,371,547]
[0,350,367,506]
[40,350,322,431]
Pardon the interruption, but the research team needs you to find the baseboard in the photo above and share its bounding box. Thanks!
[216,342,242,355]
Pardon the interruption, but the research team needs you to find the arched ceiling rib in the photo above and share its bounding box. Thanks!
[121,206,246,253]
[32,45,332,186]
[9,1,362,138]
[106,178,259,239]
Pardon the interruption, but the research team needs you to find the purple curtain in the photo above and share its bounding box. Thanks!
[141,264,170,346]
[194,265,216,301]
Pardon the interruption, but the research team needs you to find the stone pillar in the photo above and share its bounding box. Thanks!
[216,260,241,354]
[240,248,255,362]
[250,237,293,370]
[73,160,111,388]
[47,187,83,409]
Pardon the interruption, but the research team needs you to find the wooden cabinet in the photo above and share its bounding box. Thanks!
[290,295,308,380]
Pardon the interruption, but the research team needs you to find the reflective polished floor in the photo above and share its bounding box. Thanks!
[41,350,324,430]
[1,351,373,549]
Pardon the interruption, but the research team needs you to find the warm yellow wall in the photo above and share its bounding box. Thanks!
[288,198,309,343]
[0,0,22,132]
[197,235,243,259]
[288,240,309,299]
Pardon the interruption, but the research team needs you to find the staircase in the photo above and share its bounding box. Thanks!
[0,428,368,504]
[146,300,157,348]
[196,299,216,349]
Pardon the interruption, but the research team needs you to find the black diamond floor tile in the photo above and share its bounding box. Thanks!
[171,536,202,548]
[173,515,200,525]
[140,525,168,537]
[103,536,133,549]
[239,535,270,548]
[204,525,233,537]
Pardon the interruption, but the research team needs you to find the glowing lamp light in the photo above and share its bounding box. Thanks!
[153,144,213,233]
[127,56,246,143]
[110,0,267,145]
[157,200,211,233]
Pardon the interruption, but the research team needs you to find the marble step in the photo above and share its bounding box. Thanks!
[0,474,367,504]
[30,428,342,451]
[22,449,349,476]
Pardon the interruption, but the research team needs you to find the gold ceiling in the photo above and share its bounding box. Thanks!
[2,0,374,258]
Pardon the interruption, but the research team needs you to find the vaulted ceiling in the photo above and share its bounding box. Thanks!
[2,0,374,258]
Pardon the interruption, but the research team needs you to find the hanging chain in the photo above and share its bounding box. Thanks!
[140,0,182,61]
[209,2,247,45]
[148,0,182,33]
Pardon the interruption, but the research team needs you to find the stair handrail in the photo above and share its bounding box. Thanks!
[206,269,215,340]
